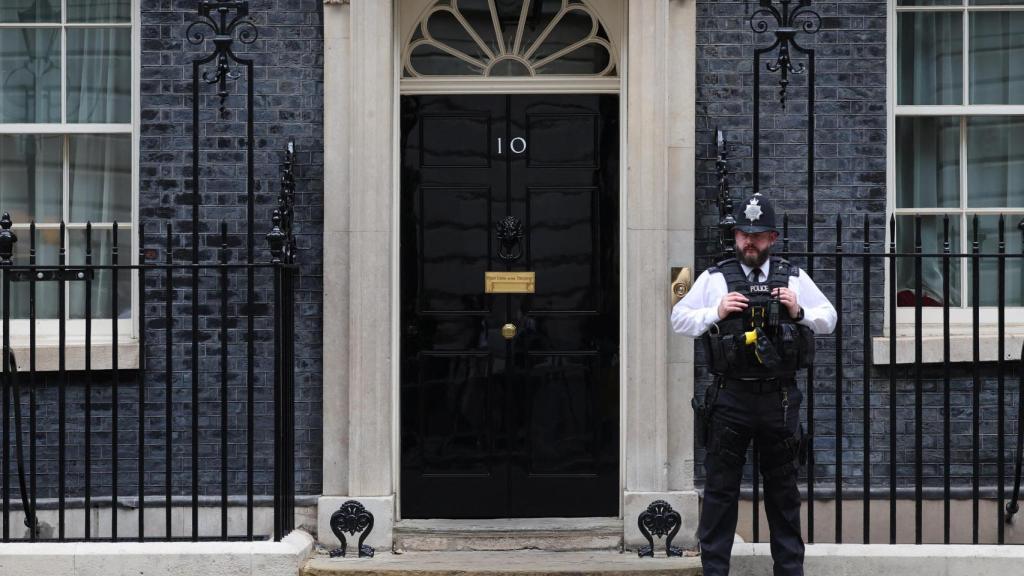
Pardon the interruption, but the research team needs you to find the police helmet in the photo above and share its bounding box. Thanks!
[733,193,778,233]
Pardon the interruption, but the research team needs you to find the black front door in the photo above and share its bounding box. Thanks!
[400,94,619,518]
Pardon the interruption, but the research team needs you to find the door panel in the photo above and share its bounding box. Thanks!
[420,114,493,167]
[526,114,599,168]
[401,94,618,518]
[508,95,618,518]
[526,186,599,311]
[418,185,492,312]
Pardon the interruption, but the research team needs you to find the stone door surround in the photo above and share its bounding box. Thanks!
[319,0,698,551]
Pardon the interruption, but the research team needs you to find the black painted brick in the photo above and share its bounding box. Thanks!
[146,0,321,499]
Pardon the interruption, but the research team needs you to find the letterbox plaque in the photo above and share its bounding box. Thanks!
[484,271,536,294]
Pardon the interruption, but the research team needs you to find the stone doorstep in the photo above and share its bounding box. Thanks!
[303,551,702,576]
[392,518,625,552]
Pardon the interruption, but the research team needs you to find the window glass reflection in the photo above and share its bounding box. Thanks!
[69,134,131,223]
[898,12,963,105]
[967,215,1024,307]
[896,215,962,307]
[0,0,59,23]
[3,227,60,319]
[406,0,615,77]
[67,28,132,123]
[69,227,132,319]
[970,12,1024,104]
[0,134,63,223]
[0,28,61,123]
[68,0,130,23]
[896,117,961,209]
[967,117,1024,208]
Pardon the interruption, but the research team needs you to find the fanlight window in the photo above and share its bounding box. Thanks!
[403,0,616,78]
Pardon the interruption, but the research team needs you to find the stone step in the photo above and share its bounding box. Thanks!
[392,518,624,553]
[303,551,702,576]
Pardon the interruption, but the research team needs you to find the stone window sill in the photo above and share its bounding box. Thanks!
[872,332,1024,365]
[4,335,139,372]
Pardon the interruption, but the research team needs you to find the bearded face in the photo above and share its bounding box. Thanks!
[734,229,777,268]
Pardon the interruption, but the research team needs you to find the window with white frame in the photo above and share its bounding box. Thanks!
[893,0,1024,322]
[0,0,133,324]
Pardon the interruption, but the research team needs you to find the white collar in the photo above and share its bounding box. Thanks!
[739,259,770,282]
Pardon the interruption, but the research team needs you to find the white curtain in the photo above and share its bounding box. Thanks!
[64,16,131,319]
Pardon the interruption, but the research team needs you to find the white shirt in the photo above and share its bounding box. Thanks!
[670,258,837,338]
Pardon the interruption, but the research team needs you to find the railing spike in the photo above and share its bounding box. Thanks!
[267,209,286,263]
[0,212,17,265]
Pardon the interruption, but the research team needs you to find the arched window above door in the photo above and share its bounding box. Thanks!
[402,0,617,78]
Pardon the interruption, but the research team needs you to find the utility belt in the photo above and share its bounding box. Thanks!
[691,375,794,448]
[717,376,793,394]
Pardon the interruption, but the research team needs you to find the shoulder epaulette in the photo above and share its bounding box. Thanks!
[769,256,799,277]
[708,257,737,274]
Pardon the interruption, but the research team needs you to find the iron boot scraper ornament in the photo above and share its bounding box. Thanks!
[637,500,683,557]
[329,500,375,558]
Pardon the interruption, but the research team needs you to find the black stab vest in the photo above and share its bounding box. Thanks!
[702,257,813,379]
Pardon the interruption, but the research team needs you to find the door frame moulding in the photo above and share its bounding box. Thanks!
[390,0,628,521]
[401,77,620,95]
[322,0,699,548]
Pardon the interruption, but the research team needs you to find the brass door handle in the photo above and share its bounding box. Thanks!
[671,266,692,304]
[501,323,517,340]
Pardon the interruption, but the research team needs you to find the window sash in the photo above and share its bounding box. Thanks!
[890,0,1024,317]
[0,22,132,125]
[0,0,136,333]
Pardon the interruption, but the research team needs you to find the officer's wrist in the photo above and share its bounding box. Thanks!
[791,306,804,321]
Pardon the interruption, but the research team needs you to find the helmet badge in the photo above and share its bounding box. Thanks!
[744,198,763,223]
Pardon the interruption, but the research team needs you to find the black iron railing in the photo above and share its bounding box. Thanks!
[720,212,1024,545]
[0,142,298,543]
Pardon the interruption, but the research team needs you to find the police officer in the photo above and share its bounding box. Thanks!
[671,193,836,576]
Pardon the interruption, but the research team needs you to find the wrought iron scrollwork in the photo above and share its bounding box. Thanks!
[186,0,259,270]
[750,0,820,109]
[715,129,736,259]
[329,500,375,558]
[749,0,819,283]
[496,215,524,262]
[187,1,258,114]
[637,500,683,558]
[267,140,297,264]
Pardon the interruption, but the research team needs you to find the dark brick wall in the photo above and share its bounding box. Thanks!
[136,0,324,498]
[694,0,1021,495]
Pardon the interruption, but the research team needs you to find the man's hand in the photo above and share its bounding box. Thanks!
[717,292,749,320]
[772,287,801,319]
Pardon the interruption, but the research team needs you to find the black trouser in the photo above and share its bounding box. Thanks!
[698,378,804,576]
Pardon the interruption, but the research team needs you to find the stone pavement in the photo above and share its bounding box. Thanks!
[303,551,702,576]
